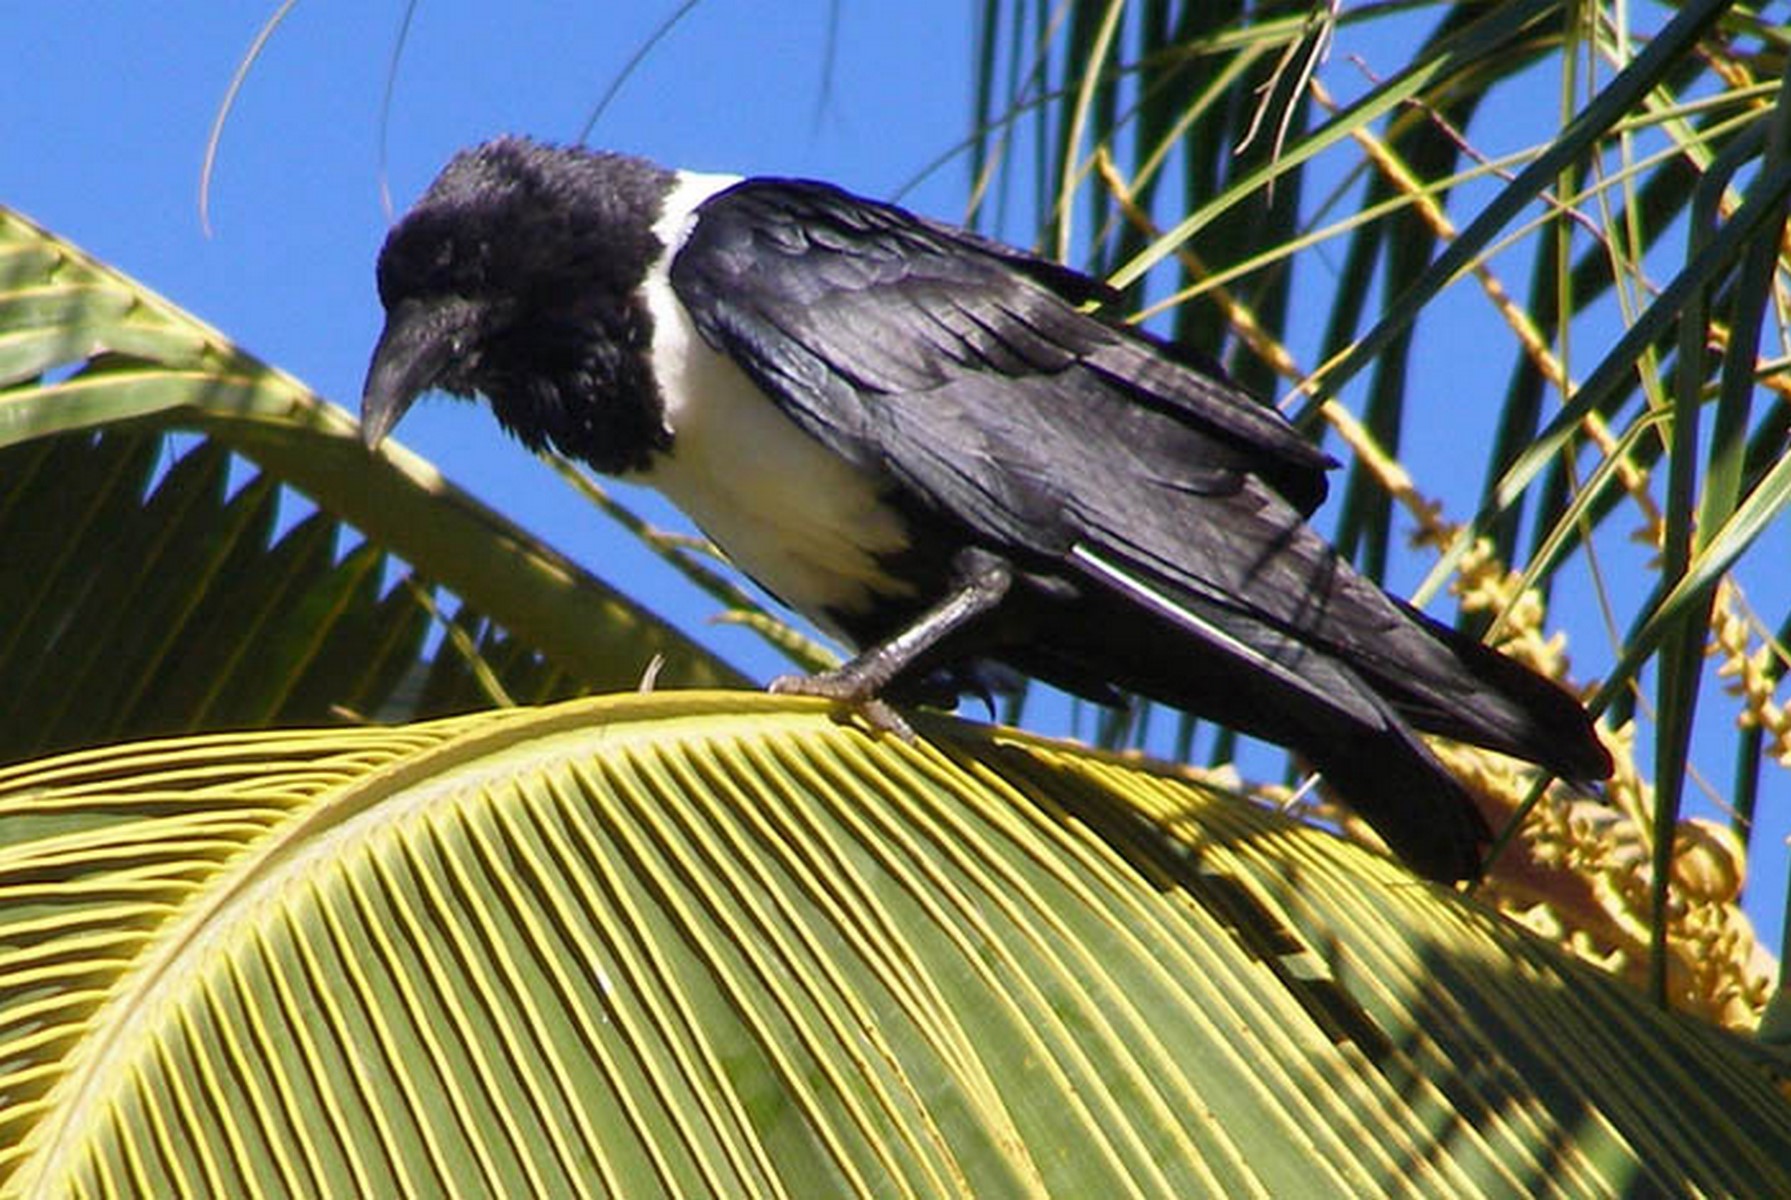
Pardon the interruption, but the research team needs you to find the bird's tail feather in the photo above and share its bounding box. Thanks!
[1012,620,1492,881]
[1091,523,1612,786]
[1368,601,1612,782]
[1018,550,1500,879]
[1288,703,1492,882]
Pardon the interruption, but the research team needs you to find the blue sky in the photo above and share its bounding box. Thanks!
[9,4,1786,953]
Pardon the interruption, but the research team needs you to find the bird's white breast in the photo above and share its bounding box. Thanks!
[631,171,916,630]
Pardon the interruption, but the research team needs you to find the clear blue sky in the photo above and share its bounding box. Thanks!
[8,3,1785,954]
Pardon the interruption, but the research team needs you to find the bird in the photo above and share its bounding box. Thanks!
[361,135,1612,882]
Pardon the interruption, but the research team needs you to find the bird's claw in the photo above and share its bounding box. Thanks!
[769,673,916,741]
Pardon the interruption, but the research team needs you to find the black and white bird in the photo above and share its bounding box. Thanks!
[361,136,1611,881]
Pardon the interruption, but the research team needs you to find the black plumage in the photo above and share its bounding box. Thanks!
[362,137,1612,882]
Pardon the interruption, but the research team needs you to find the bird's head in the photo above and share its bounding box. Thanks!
[361,136,678,471]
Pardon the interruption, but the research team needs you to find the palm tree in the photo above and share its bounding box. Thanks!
[3,2,1789,1192]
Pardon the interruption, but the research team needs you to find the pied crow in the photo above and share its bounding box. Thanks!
[361,136,1612,882]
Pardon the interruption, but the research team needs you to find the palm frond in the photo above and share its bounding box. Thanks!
[3,694,1786,1196]
[0,205,747,763]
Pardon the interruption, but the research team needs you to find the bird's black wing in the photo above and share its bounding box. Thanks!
[670,182,1462,721]
[669,178,1335,525]
[668,179,1605,880]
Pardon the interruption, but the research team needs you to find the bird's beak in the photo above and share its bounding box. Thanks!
[360,296,482,449]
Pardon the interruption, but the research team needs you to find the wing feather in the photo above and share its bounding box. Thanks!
[667,176,1609,810]
[669,177,1334,521]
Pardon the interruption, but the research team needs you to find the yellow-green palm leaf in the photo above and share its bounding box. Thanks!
[3,693,1786,1197]
[0,206,746,766]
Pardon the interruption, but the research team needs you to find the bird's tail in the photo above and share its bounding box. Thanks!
[1008,570,1499,880]
[1016,621,1494,881]
[1024,545,1610,881]
[1351,600,1612,784]
[1286,701,1493,882]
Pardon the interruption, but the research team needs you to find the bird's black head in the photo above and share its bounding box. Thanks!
[362,136,680,472]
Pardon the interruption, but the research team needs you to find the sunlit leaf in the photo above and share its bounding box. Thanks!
[3,694,1786,1197]
[0,206,746,763]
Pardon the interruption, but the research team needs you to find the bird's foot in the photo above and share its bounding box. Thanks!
[765,556,1014,742]
[769,672,916,741]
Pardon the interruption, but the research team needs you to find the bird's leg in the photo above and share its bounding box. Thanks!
[771,553,1014,738]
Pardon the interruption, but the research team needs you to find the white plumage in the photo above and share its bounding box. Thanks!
[636,171,917,628]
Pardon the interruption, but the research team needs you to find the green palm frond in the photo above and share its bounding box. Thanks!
[3,694,1787,1197]
[0,206,746,764]
[0,430,433,762]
